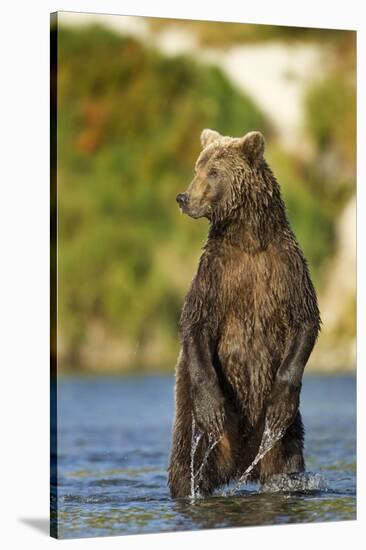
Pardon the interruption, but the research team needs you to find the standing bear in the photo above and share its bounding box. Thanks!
[168,129,321,498]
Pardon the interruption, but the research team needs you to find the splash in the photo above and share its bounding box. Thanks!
[261,471,327,493]
[190,415,221,500]
[230,425,285,495]
[190,416,203,499]
[190,418,326,499]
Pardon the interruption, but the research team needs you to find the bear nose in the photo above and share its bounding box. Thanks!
[176,193,189,207]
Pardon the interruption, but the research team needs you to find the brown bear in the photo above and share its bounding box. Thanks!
[168,129,321,498]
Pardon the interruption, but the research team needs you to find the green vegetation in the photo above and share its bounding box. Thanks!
[307,77,355,160]
[303,31,356,215]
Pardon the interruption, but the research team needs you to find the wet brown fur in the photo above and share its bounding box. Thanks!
[168,130,320,498]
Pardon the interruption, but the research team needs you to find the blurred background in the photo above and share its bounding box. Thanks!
[53,13,356,375]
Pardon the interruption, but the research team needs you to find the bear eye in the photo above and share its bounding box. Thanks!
[208,168,218,178]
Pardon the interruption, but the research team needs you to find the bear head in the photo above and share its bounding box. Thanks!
[176,129,272,224]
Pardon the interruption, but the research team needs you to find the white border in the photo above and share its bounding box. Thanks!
[0,1,364,549]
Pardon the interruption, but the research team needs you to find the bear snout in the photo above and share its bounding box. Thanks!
[176,193,189,208]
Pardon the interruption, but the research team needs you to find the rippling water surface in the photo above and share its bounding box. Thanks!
[52,374,356,538]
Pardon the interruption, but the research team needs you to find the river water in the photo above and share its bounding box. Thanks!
[52,374,356,538]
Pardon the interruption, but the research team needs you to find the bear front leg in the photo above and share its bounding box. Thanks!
[184,329,225,439]
[257,324,318,459]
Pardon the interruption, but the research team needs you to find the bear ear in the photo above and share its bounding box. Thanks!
[200,129,221,149]
[238,131,265,163]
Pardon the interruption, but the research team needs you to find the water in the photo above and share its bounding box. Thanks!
[53,374,356,538]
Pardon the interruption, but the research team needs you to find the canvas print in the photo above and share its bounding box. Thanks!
[50,12,356,539]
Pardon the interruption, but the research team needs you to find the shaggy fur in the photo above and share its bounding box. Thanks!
[168,130,321,498]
